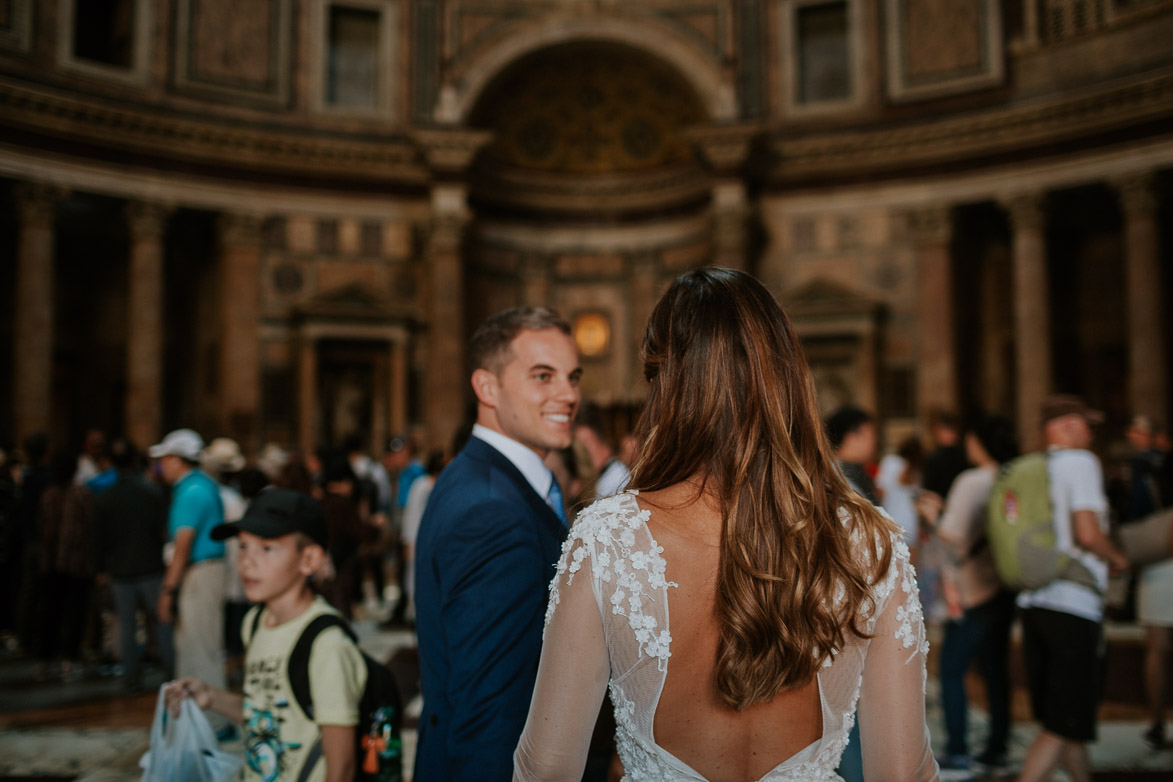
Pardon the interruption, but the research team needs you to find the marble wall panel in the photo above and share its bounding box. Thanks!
[885,0,1003,101]
[174,0,292,105]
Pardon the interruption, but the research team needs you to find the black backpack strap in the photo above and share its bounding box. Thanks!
[288,613,358,720]
[243,605,264,647]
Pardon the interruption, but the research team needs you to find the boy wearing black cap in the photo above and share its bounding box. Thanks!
[166,490,365,782]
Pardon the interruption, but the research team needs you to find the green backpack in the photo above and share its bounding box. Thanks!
[985,452,1099,593]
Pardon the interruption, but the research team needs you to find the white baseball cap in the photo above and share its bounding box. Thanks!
[148,429,205,461]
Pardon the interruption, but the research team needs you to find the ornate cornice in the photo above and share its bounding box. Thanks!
[768,72,1173,183]
[0,80,428,185]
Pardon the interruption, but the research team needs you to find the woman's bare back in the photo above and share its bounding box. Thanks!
[639,488,823,782]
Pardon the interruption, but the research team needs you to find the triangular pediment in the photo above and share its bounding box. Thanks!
[295,283,399,323]
[783,277,879,315]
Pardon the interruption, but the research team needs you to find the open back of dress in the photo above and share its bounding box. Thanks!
[514,492,938,782]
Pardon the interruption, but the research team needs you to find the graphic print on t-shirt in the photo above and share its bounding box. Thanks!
[245,654,304,782]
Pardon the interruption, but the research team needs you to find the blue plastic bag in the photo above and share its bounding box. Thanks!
[140,684,243,782]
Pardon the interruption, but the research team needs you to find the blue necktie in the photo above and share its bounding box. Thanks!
[547,474,567,526]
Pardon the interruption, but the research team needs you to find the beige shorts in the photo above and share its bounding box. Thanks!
[1117,509,1173,567]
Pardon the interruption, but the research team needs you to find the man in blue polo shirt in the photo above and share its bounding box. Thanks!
[151,429,226,692]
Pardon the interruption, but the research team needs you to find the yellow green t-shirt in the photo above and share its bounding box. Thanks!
[241,596,366,782]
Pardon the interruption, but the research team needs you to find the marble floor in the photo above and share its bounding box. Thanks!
[1,621,1171,781]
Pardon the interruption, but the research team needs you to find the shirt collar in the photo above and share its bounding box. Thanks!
[472,424,552,499]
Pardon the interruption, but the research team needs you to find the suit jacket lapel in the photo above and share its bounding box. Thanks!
[464,436,565,532]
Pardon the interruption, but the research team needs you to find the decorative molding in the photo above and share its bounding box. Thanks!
[686,122,765,173]
[412,127,493,173]
[173,0,292,107]
[0,80,426,183]
[651,3,734,60]
[767,72,1173,183]
[0,0,32,53]
[885,0,1003,102]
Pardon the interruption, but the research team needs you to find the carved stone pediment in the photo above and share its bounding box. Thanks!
[784,278,880,317]
[294,283,399,324]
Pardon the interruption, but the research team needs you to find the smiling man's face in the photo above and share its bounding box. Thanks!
[475,328,582,458]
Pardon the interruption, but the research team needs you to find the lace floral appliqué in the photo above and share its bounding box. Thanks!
[547,492,678,670]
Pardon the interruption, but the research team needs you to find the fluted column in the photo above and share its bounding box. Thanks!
[909,206,957,424]
[413,127,492,451]
[218,213,264,451]
[1001,193,1050,451]
[13,184,66,443]
[125,201,171,450]
[1115,175,1167,424]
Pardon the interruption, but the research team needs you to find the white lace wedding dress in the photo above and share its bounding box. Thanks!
[514,492,938,782]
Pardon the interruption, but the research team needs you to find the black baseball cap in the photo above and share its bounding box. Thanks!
[211,489,328,548]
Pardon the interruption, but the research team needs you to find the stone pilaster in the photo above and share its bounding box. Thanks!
[688,124,762,272]
[413,127,492,451]
[628,253,659,396]
[1001,193,1050,451]
[218,213,264,451]
[1115,174,1167,424]
[12,184,66,444]
[909,205,957,425]
[424,198,471,453]
[125,201,171,450]
[390,339,407,438]
[298,335,318,456]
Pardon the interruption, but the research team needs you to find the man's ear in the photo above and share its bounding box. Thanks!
[471,368,498,408]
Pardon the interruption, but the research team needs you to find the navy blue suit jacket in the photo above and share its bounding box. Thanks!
[413,435,568,781]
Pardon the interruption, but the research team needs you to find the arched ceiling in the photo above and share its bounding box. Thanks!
[470,42,705,176]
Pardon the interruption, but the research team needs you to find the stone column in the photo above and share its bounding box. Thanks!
[412,128,492,452]
[1116,174,1167,424]
[125,201,171,450]
[688,124,762,271]
[297,334,318,456]
[12,184,65,444]
[218,213,264,451]
[909,206,957,424]
[389,338,407,438]
[1001,193,1050,451]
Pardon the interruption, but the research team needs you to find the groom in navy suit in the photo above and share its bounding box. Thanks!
[414,307,582,781]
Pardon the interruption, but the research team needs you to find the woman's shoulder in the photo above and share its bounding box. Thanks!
[568,490,648,543]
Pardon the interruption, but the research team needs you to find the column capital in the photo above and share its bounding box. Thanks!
[998,192,1046,231]
[218,212,265,247]
[685,122,764,174]
[906,205,953,245]
[1113,173,1157,217]
[412,127,493,175]
[13,182,67,227]
[126,201,174,241]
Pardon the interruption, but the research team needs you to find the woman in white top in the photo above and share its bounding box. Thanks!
[514,268,937,782]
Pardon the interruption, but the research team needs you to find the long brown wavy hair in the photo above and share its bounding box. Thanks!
[629,267,896,710]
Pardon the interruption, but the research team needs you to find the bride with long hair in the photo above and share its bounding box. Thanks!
[514,267,938,781]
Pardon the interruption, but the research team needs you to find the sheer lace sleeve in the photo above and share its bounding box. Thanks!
[513,536,610,782]
[858,536,939,781]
